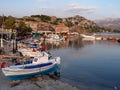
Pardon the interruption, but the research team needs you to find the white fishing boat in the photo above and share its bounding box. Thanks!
[17,42,46,57]
[1,55,61,80]
[80,34,96,40]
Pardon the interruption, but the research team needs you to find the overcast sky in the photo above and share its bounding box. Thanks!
[0,0,120,20]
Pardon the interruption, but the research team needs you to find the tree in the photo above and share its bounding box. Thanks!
[17,21,32,37]
[64,20,74,27]
[41,15,51,22]
[0,16,3,28]
[5,16,16,29]
[50,20,58,25]
[31,15,41,18]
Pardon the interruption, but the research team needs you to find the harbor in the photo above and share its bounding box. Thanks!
[1,32,120,89]
[0,34,79,90]
[0,1,120,89]
[1,34,120,90]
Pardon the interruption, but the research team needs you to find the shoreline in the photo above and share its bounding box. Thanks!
[0,42,80,90]
[0,72,79,90]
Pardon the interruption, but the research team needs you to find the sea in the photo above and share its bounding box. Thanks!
[45,36,120,90]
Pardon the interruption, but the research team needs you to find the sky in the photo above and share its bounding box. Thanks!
[0,0,120,20]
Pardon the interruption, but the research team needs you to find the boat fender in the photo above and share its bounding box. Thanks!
[0,61,6,68]
[55,59,57,62]
[32,48,36,52]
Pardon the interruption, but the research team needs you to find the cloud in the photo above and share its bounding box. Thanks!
[65,4,96,13]
[31,3,97,20]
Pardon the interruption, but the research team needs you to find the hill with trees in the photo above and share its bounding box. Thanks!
[24,15,102,33]
[0,14,102,35]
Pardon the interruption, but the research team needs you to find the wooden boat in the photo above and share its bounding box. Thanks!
[1,56,61,80]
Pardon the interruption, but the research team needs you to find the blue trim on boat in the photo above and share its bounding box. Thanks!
[24,62,52,69]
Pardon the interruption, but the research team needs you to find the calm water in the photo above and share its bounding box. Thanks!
[45,37,120,90]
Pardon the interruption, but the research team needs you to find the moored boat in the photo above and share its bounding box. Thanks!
[80,34,96,40]
[1,56,61,80]
[117,39,120,43]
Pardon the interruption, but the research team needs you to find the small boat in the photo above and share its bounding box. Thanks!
[1,56,61,80]
[46,34,63,41]
[117,39,120,43]
[80,34,96,40]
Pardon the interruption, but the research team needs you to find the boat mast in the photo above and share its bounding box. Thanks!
[0,14,4,48]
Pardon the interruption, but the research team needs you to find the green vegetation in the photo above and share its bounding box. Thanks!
[5,16,16,29]
[64,19,74,27]
[41,15,51,22]
[0,14,108,35]
[31,15,51,22]
[0,16,3,28]
[50,21,58,25]
[31,15,41,18]
[85,26,101,33]
[17,21,32,37]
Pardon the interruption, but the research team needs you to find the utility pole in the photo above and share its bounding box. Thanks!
[12,30,16,53]
[0,14,4,48]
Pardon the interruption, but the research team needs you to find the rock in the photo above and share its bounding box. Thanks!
[48,74,60,80]
[42,75,50,80]
[34,82,42,88]
[10,80,21,87]
[35,75,43,81]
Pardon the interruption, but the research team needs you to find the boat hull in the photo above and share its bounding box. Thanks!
[4,64,60,80]
[2,57,61,80]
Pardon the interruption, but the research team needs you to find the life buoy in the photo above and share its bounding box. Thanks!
[0,61,6,68]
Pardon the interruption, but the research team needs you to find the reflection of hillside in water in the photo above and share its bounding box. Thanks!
[43,36,87,50]
[82,40,95,46]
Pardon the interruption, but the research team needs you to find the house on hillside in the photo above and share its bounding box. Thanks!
[37,22,55,35]
[54,24,69,36]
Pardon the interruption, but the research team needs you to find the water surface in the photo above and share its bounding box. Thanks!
[45,37,120,90]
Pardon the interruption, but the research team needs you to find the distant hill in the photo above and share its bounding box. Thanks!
[24,15,101,33]
[63,15,101,33]
[95,18,120,30]
[0,15,102,34]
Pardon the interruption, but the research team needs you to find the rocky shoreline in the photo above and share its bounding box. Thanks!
[0,56,79,90]
[0,73,79,90]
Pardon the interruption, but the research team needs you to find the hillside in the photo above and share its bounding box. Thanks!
[23,15,101,33]
[0,15,101,34]
[63,15,101,33]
